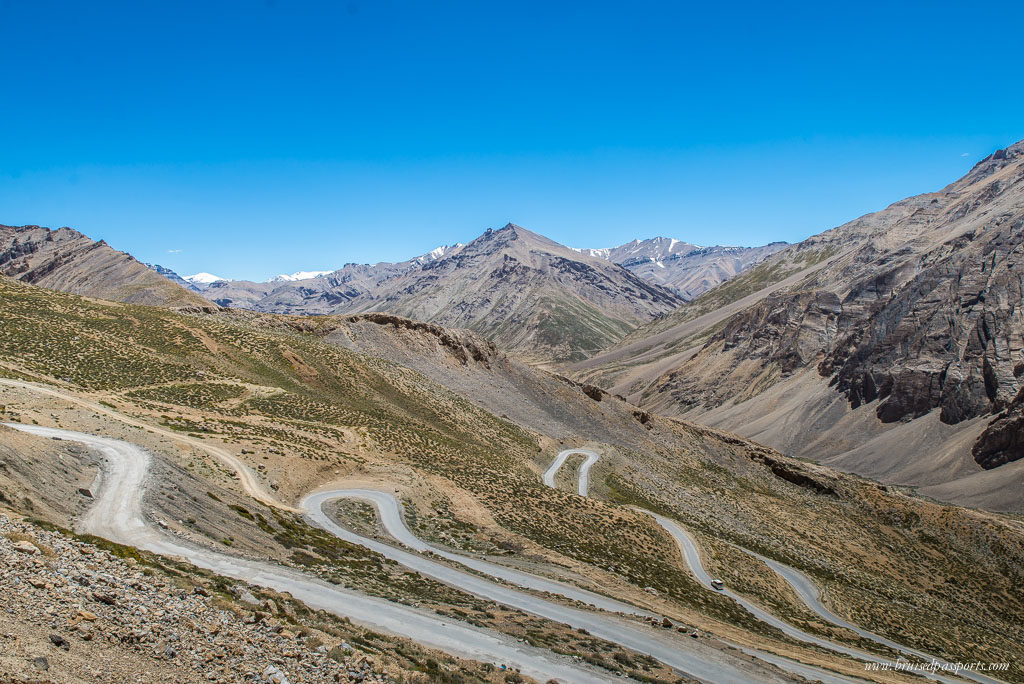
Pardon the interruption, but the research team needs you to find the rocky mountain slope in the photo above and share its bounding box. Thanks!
[575,140,1024,512]
[200,225,685,363]
[0,225,209,309]
[578,237,787,299]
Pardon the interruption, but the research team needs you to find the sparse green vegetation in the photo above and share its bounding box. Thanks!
[599,427,1024,674]
[128,382,245,409]
[487,294,633,363]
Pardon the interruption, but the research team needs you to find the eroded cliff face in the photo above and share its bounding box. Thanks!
[822,214,1024,429]
[636,141,1024,470]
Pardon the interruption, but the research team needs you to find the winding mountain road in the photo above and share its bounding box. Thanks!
[744,546,963,664]
[3,382,832,682]
[0,383,862,683]
[304,489,650,617]
[4,423,611,683]
[0,378,293,511]
[543,449,600,496]
[305,489,875,684]
[302,488,821,683]
[2,375,997,683]
[544,449,1003,684]
[7,422,824,683]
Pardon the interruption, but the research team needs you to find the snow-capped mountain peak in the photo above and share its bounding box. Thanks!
[267,270,332,283]
[414,243,464,264]
[572,236,786,299]
[570,246,612,259]
[184,272,227,285]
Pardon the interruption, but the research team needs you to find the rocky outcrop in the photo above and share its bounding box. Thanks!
[719,290,842,373]
[973,390,1024,469]
[649,289,843,411]
[749,452,841,498]
[0,515,388,683]
[820,207,1024,428]
[342,312,498,368]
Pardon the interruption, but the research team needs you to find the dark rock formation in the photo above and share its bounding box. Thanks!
[973,392,1024,469]
[750,452,840,498]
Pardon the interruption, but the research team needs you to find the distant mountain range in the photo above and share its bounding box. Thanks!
[163,236,783,302]
[266,270,333,283]
[134,227,779,364]
[176,270,337,287]
[188,225,687,363]
[1,217,782,364]
[8,221,747,363]
[146,231,780,362]
[576,237,787,299]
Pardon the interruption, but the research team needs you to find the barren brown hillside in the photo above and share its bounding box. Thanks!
[575,140,1024,514]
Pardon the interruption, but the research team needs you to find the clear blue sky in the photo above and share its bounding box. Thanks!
[1,1,1021,280]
